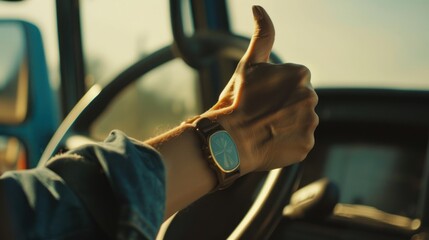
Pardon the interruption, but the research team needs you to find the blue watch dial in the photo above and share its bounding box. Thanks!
[208,130,240,172]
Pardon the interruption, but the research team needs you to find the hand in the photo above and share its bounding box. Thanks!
[202,6,318,174]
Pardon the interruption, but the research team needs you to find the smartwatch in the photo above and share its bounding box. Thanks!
[194,117,240,190]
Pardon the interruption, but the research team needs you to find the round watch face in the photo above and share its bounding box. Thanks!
[208,130,240,172]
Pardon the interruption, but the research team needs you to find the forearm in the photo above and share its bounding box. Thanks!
[145,124,217,219]
[145,110,260,220]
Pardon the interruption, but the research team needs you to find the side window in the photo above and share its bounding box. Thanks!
[90,59,202,140]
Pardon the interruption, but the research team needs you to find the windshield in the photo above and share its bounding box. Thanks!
[228,0,429,90]
[2,1,427,90]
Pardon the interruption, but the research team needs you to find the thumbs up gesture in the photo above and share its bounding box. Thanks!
[203,6,319,174]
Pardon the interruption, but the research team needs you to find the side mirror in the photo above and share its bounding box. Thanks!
[0,21,28,124]
[0,20,59,169]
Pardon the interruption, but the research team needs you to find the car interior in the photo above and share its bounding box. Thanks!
[0,0,428,240]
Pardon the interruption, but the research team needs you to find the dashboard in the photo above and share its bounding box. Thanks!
[271,88,429,240]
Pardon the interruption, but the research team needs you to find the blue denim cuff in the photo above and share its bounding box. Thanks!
[71,130,166,239]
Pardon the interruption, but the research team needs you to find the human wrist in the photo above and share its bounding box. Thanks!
[196,110,256,176]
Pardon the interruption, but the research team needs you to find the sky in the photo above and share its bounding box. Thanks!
[0,0,428,90]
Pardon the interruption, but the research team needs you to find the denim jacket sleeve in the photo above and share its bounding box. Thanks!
[0,130,166,240]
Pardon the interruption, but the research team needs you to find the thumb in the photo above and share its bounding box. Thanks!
[242,5,275,64]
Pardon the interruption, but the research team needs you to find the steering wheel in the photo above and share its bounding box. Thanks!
[37,2,301,239]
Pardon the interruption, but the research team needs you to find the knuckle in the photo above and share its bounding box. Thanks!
[312,112,320,129]
[298,112,318,160]
[298,89,318,109]
[303,113,319,134]
[304,134,316,151]
[299,135,315,161]
[298,65,311,76]
[303,93,318,108]
[286,63,311,77]
[297,154,307,163]
[309,110,319,127]
[298,145,312,162]
[307,112,319,136]
[309,90,318,104]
